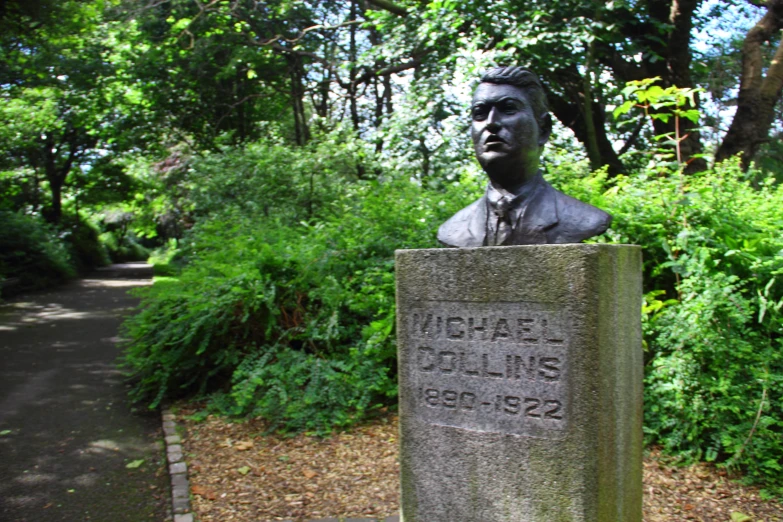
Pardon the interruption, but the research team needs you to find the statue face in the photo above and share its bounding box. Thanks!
[470,83,547,186]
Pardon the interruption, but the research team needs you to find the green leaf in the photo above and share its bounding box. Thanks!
[237,465,251,475]
[680,109,701,123]
[730,512,751,522]
[650,113,671,123]
[612,100,635,119]
[126,459,145,469]
[171,18,192,32]
[646,85,665,100]
[0,430,11,436]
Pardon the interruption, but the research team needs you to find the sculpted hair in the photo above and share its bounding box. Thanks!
[480,66,549,119]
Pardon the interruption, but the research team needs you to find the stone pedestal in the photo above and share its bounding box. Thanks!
[395,244,642,522]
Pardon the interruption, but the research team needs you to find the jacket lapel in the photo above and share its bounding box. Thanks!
[464,195,489,247]
[513,180,559,244]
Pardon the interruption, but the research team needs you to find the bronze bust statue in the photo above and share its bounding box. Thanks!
[437,66,612,247]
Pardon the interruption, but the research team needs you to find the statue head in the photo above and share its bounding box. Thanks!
[470,66,553,192]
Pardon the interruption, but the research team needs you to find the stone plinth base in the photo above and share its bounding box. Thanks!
[395,244,642,522]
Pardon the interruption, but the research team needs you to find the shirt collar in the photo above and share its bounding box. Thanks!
[486,171,543,222]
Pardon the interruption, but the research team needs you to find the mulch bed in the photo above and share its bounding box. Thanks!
[176,405,782,522]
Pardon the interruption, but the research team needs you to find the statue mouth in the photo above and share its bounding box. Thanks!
[484,134,506,149]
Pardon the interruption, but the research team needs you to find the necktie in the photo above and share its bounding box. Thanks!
[491,197,513,246]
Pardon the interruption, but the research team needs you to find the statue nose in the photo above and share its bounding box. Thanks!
[486,107,502,131]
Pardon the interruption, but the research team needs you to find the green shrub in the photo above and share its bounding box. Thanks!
[184,128,368,224]
[114,236,150,262]
[551,158,783,489]
[121,167,478,433]
[98,230,151,263]
[148,239,184,276]
[0,211,76,293]
[60,217,111,272]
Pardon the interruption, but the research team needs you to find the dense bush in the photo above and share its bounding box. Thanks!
[0,211,116,296]
[121,137,480,433]
[183,128,369,223]
[98,230,150,262]
[0,211,76,293]
[552,159,783,490]
[60,217,112,272]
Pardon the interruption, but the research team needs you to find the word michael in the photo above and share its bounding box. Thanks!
[410,313,565,344]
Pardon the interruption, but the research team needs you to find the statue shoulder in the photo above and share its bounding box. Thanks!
[437,197,487,247]
[548,185,612,242]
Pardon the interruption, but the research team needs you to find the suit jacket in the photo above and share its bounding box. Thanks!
[437,177,612,247]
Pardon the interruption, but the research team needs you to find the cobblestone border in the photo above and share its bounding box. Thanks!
[162,408,194,522]
[161,408,400,522]
[296,515,400,522]
[258,516,399,521]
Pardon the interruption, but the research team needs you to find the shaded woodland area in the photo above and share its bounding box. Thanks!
[1,0,782,494]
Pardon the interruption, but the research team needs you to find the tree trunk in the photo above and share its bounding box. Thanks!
[374,76,384,154]
[545,66,626,176]
[32,168,40,214]
[644,0,707,173]
[581,39,602,170]
[42,135,67,225]
[349,0,361,132]
[48,175,63,225]
[287,54,310,145]
[383,73,393,114]
[715,0,783,169]
[236,69,247,142]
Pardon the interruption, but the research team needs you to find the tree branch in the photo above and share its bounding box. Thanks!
[596,42,647,82]
[353,57,421,84]
[258,20,364,46]
[366,0,408,17]
[618,117,646,157]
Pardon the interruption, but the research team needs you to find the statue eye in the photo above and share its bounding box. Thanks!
[501,102,520,114]
[471,105,488,120]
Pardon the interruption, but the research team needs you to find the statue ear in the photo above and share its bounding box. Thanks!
[538,113,552,146]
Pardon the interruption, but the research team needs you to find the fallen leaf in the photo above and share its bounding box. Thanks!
[191,484,217,500]
[731,512,752,522]
[237,466,251,475]
[302,468,317,479]
[125,459,144,469]
[683,504,695,510]
[235,441,254,451]
[175,410,783,522]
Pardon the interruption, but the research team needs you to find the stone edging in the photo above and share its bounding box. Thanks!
[162,408,194,522]
[160,408,401,522]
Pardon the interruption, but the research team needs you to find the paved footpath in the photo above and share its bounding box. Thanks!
[0,264,170,522]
